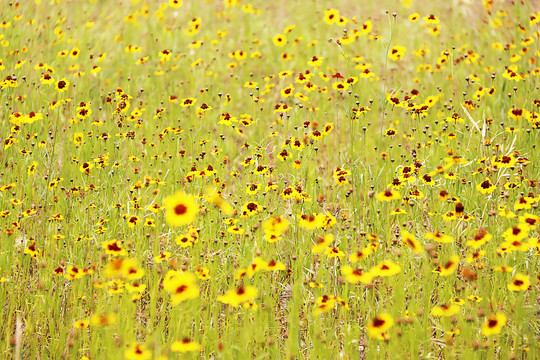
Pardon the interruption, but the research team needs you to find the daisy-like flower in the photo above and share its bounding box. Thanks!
[218,286,257,307]
[508,273,530,292]
[434,255,459,277]
[370,260,401,277]
[425,231,453,244]
[163,270,200,306]
[124,343,152,360]
[466,229,492,249]
[375,189,401,201]
[367,313,394,340]
[171,338,201,353]
[163,191,199,227]
[401,230,423,253]
[55,78,69,92]
[476,178,496,194]
[481,313,507,336]
[341,266,373,284]
[430,303,460,317]
[388,46,406,61]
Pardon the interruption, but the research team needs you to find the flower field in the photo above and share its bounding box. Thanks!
[0,0,539,358]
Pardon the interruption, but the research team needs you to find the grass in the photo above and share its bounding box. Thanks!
[0,0,539,359]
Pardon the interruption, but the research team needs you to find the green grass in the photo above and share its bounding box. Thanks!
[0,0,539,359]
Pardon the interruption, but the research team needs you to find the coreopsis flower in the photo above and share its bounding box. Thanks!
[375,189,401,201]
[476,178,496,194]
[401,230,423,253]
[389,46,406,61]
[466,229,492,249]
[508,273,530,292]
[262,216,289,235]
[311,234,334,254]
[163,191,199,227]
[163,270,200,306]
[482,313,507,336]
[218,286,257,307]
[367,313,394,340]
[370,260,401,277]
[124,343,152,360]
[425,231,454,244]
[433,255,459,277]
[341,266,373,284]
[171,338,201,353]
[430,303,460,317]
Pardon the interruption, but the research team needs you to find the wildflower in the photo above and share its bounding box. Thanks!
[324,9,340,25]
[401,230,423,253]
[476,178,496,194]
[163,191,199,227]
[502,224,528,242]
[367,313,394,340]
[430,304,460,317]
[370,260,401,277]
[163,271,200,306]
[89,313,117,327]
[434,255,459,277]
[102,239,127,256]
[466,229,492,249]
[171,338,201,353]
[481,313,507,336]
[218,286,257,307]
[341,266,373,284]
[349,247,373,263]
[389,46,406,61]
[272,34,287,46]
[262,216,289,235]
[508,273,530,292]
[124,343,152,360]
[309,234,333,254]
[241,201,261,217]
[375,189,401,201]
[55,78,69,92]
[425,231,453,244]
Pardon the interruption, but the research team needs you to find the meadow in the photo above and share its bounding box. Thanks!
[0,0,539,358]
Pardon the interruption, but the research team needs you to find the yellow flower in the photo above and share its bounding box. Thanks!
[401,230,423,253]
[163,270,200,306]
[434,255,459,277]
[389,46,406,61]
[341,266,373,284]
[218,286,258,307]
[124,343,152,360]
[481,313,507,336]
[171,338,201,353]
[272,34,287,47]
[370,260,401,277]
[430,303,460,317]
[169,0,182,7]
[163,191,199,227]
[375,189,401,201]
[367,313,394,340]
[508,273,530,292]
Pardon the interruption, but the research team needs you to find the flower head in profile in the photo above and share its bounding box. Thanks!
[370,260,401,277]
[163,191,199,227]
[218,286,257,307]
[430,303,460,317]
[375,189,401,201]
[171,338,201,353]
[124,343,152,360]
